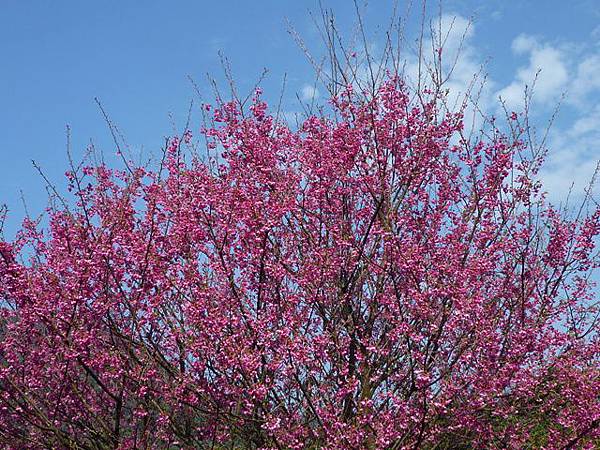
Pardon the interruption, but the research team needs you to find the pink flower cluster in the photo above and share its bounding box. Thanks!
[0,78,598,448]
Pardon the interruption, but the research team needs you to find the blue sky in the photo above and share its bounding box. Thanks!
[1,0,600,239]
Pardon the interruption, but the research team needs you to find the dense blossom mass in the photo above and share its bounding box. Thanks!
[0,78,599,449]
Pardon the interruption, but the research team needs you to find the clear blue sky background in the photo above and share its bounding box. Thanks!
[1,0,600,239]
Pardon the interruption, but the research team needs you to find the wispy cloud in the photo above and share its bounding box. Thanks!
[569,53,600,108]
[496,34,569,111]
[296,12,600,202]
[493,30,600,201]
[300,84,320,102]
[541,104,600,201]
[402,14,496,136]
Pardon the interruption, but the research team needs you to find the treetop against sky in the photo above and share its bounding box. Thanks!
[0,1,600,448]
[1,0,600,239]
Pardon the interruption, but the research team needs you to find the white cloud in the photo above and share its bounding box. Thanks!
[496,35,569,110]
[591,24,600,41]
[439,14,474,54]
[541,104,600,201]
[569,54,600,107]
[511,34,537,55]
[492,28,600,201]
[298,12,600,203]
[407,20,600,202]
[300,84,320,102]
[414,17,600,203]
[403,14,495,135]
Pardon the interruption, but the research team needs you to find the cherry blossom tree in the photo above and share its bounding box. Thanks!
[0,7,599,450]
